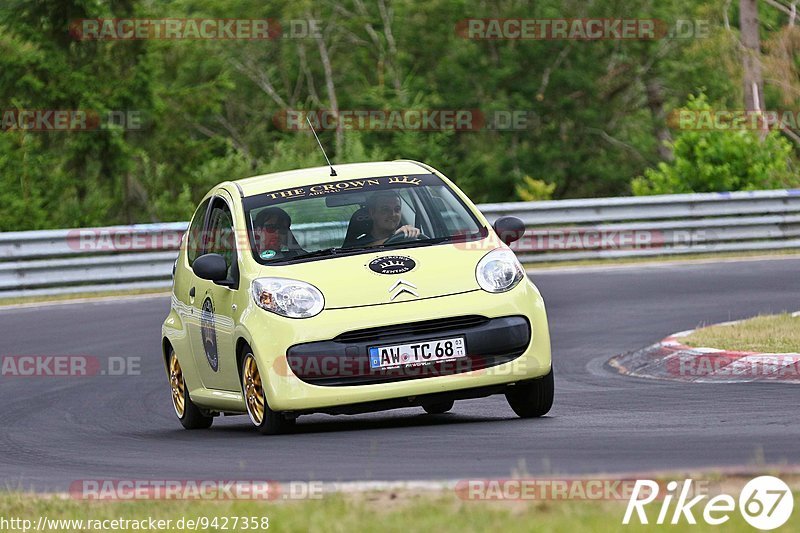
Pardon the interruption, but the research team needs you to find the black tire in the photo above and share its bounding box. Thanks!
[242,352,292,435]
[505,369,554,418]
[422,400,454,414]
[168,349,213,430]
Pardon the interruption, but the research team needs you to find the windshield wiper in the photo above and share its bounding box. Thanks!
[416,236,458,245]
[288,247,344,260]
[390,235,467,248]
[289,245,385,261]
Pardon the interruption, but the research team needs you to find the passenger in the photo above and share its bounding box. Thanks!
[253,207,293,254]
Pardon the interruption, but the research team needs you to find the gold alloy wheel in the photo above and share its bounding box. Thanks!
[169,353,186,418]
[243,354,266,426]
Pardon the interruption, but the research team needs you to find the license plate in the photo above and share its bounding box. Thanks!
[369,337,466,369]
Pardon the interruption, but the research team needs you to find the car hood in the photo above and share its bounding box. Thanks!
[255,243,495,310]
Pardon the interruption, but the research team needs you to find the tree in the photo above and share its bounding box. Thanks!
[740,0,765,112]
[632,93,796,194]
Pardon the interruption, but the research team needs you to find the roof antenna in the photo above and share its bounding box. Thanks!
[306,116,337,176]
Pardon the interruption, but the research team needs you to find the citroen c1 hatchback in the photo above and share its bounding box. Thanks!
[162,160,552,434]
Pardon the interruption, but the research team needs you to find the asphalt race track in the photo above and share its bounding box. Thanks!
[1,257,799,491]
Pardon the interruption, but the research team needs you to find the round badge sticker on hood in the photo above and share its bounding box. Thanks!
[368,255,417,275]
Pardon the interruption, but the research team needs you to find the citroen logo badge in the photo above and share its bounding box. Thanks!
[388,279,419,301]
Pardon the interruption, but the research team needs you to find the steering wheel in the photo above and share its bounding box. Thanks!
[383,229,429,245]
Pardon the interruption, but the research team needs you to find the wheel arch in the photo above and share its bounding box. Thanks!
[235,336,251,384]
[161,337,173,374]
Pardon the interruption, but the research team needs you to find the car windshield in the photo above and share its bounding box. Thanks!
[242,173,485,264]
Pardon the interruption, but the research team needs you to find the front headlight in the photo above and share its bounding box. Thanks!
[251,277,325,318]
[476,248,524,293]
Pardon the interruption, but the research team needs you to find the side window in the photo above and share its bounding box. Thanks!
[206,198,236,278]
[428,185,473,235]
[186,199,210,266]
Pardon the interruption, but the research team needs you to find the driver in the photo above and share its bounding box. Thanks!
[354,191,421,246]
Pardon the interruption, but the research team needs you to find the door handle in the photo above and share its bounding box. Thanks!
[189,287,196,298]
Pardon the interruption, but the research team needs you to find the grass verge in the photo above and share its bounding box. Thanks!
[683,312,800,353]
[0,488,796,533]
[0,288,169,307]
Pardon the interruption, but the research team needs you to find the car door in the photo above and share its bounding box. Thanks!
[187,193,242,392]
[173,196,210,360]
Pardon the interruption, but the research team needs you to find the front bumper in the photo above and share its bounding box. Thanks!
[287,315,531,386]
[242,280,551,411]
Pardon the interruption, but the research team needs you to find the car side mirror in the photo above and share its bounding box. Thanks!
[493,216,526,245]
[192,253,229,283]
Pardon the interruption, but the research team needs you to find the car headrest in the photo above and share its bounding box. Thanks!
[342,207,372,247]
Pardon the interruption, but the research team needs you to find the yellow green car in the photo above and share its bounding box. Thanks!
[162,160,552,434]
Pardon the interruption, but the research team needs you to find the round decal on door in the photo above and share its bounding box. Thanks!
[200,297,219,372]
[368,255,417,275]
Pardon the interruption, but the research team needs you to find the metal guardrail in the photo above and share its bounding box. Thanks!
[481,189,800,263]
[1,189,799,298]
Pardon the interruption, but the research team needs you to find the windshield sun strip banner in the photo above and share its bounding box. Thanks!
[242,173,440,209]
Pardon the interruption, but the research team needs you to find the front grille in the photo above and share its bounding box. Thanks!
[333,315,489,344]
[289,315,531,386]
